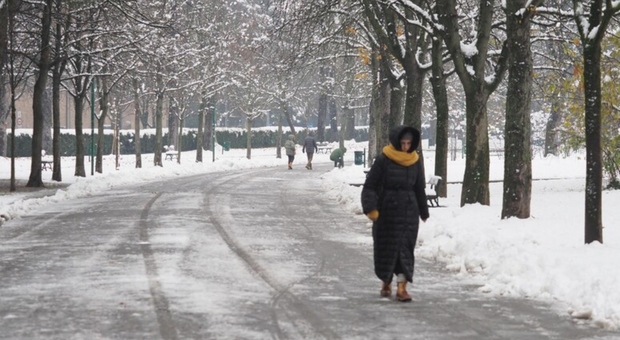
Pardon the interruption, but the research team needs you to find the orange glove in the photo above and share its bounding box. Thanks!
[366,209,379,221]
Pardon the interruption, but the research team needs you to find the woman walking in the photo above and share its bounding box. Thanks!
[361,125,429,302]
[284,134,296,170]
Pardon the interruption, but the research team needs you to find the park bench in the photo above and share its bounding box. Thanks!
[164,145,177,160]
[317,142,332,154]
[41,150,53,171]
[41,161,53,170]
[426,175,442,207]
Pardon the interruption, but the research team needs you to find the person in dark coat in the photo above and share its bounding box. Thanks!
[361,125,429,302]
[302,131,318,170]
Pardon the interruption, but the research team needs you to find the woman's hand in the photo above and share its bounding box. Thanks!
[366,210,379,221]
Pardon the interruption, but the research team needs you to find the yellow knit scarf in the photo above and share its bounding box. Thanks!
[382,144,419,166]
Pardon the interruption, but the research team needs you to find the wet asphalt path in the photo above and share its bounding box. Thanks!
[0,163,615,339]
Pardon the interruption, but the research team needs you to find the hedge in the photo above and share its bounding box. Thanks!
[5,127,369,157]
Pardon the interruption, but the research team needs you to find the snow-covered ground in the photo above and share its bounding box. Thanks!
[321,142,620,331]
[1,140,619,331]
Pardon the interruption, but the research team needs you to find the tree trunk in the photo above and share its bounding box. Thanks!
[283,104,296,136]
[583,43,603,244]
[378,65,391,152]
[27,0,53,187]
[5,8,15,190]
[436,0,509,206]
[362,0,426,146]
[114,115,119,169]
[9,53,17,191]
[168,99,178,151]
[501,1,533,219]
[544,95,562,157]
[51,4,65,181]
[0,0,23,84]
[133,77,142,168]
[367,45,381,164]
[339,117,345,150]
[246,117,252,159]
[154,69,163,167]
[0,88,6,157]
[43,88,53,153]
[460,92,490,206]
[368,96,376,165]
[403,60,427,181]
[177,114,183,164]
[276,109,283,158]
[10,84,16,191]
[403,64,425,132]
[278,95,295,140]
[196,92,205,163]
[317,93,327,142]
[343,78,356,141]
[430,36,449,197]
[73,83,86,177]
[388,78,403,129]
[96,76,109,174]
[139,100,150,129]
[317,66,328,142]
[204,97,214,152]
[0,5,8,83]
[345,106,355,141]
[329,97,338,142]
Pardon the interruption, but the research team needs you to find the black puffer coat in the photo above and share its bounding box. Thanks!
[361,126,429,283]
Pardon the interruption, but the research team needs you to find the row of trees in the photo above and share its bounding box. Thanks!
[1,0,619,243]
[278,0,619,244]
[0,0,372,181]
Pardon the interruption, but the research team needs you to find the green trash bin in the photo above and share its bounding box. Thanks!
[354,150,364,165]
[223,141,231,151]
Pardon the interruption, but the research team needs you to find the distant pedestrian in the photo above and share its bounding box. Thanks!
[284,134,296,170]
[361,125,429,302]
[302,131,318,170]
[329,147,346,168]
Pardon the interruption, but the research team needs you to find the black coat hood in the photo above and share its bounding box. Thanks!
[389,125,421,153]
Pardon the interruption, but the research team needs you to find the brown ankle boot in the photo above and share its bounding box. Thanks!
[396,282,412,302]
[380,282,391,297]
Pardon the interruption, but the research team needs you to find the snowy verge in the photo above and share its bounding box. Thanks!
[320,162,620,331]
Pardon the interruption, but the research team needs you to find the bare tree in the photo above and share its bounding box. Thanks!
[572,0,620,243]
[436,0,509,206]
[0,0,23,82]
[26,0,53,187]
[6,4,30,191]
[429,34,451,198]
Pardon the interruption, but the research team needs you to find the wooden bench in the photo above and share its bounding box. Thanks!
[426,176,443,207]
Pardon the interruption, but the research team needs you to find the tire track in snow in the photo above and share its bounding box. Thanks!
[268,181,332,337]
[139,192,179,340]
[205,169,340,340]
